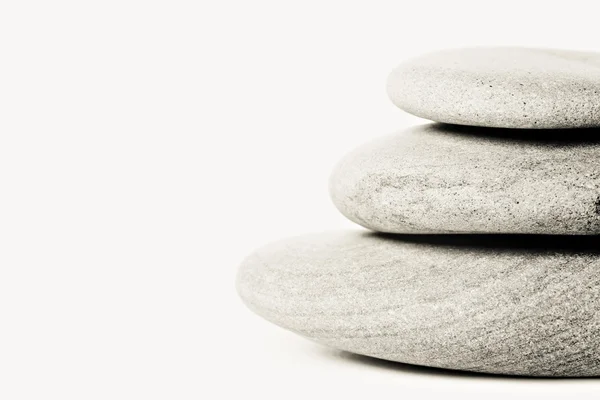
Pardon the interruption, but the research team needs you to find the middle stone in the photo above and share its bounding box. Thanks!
[330,124,600,234]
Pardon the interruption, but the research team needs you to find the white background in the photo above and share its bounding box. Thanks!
[1,0,600,398]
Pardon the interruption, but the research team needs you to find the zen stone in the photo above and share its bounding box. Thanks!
[387,47,600,129]
[236,231,600,376]
[330,124,600,234]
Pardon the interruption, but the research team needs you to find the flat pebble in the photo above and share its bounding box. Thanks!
[236,231,600,376]
[387,47,600,128]
[330,124,600,234]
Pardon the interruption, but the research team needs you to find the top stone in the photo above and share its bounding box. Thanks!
[387,47,600,129]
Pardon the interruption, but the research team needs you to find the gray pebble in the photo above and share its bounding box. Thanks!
[236,231,600,376]
[330,124,600,234]
[387,47,600,129]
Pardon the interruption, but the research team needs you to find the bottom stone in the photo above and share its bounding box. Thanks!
[236,231,600,376]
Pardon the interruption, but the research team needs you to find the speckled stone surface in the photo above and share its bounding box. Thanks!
[236,231,600,376]
[387,47,600,129]
[330,124,600,234]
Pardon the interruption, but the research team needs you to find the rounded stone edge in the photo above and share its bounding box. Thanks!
[235,232,600,377]
[385,49,600,129]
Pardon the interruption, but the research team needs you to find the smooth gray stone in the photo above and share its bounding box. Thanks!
[236,231,600,376]
[387,47,600,129]
[330,124,600,234]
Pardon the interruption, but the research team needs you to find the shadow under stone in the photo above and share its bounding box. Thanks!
[322,349,599,380]
[435,122,600,145]
[368,232,600,254]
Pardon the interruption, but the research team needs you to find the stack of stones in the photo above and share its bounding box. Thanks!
[237,48,600,377]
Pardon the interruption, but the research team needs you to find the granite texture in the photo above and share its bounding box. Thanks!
[236,231,600,376]
[330,124,600,234]
[387,47,600,129]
